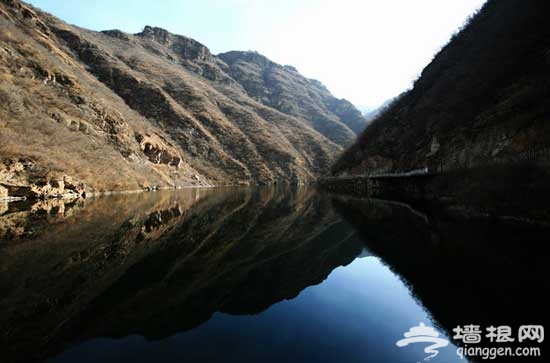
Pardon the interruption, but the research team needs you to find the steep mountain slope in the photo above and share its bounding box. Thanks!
[0,0,365,196]
[219,51,366,139]
[332,0,550,176]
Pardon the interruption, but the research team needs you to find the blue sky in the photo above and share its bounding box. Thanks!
[27,0,486,108]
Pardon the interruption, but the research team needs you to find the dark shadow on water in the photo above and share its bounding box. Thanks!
[0,187,363,362]
[330,194,550,362]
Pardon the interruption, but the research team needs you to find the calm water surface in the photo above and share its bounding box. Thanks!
[50,257,462,363]
[1,187,547,362]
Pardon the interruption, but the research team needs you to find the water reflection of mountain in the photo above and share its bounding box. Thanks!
[332,195,550,359]
[0,187,363,363]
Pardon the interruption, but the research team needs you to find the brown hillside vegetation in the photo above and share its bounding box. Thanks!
[0,0,366,196]
[219,51,367,139]
[332,0,550,176]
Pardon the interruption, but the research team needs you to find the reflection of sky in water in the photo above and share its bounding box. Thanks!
[52,256,464,363]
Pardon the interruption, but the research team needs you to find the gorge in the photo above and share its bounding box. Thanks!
[0,0,366,199]
[1,0,550,362]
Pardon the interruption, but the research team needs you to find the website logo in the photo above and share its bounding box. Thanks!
[396,323,449,361]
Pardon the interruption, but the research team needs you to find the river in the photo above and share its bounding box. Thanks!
[0,186,547,362]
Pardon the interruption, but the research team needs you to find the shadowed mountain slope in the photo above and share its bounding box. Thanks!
[332,0,550,176]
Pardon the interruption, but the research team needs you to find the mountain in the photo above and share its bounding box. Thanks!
[219,51,367,137]
[354,105,374,115]
[362,98,394,122]
[0,0,366,197]
[331,0,550,176]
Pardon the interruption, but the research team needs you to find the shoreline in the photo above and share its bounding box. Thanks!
[0,182,313,205]
[318,163,550,225]
[0,184,218,204]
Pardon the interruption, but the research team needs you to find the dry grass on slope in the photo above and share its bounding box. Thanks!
[0,4,206,192]
[1,0,348,193]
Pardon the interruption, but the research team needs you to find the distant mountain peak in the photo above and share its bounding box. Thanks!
[218,50,367,137]
[135,25,212,61]
[218,50,274,68]
[137,25,172,42]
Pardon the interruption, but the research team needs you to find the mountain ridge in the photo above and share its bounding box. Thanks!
[0,0,366,198]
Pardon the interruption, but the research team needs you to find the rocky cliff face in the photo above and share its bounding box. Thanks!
[332,0,550,176]
[0,0,366,196]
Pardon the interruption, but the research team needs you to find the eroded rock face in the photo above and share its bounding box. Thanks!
[137,26,212,62]
[135,133,182,168]
[0,159,85,199]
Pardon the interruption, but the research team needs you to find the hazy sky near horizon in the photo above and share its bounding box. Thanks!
[27,0,485,108]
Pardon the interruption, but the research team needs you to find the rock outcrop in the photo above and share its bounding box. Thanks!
[0,159,85,199]
[0,0,366,194]
[135,133,182,168]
